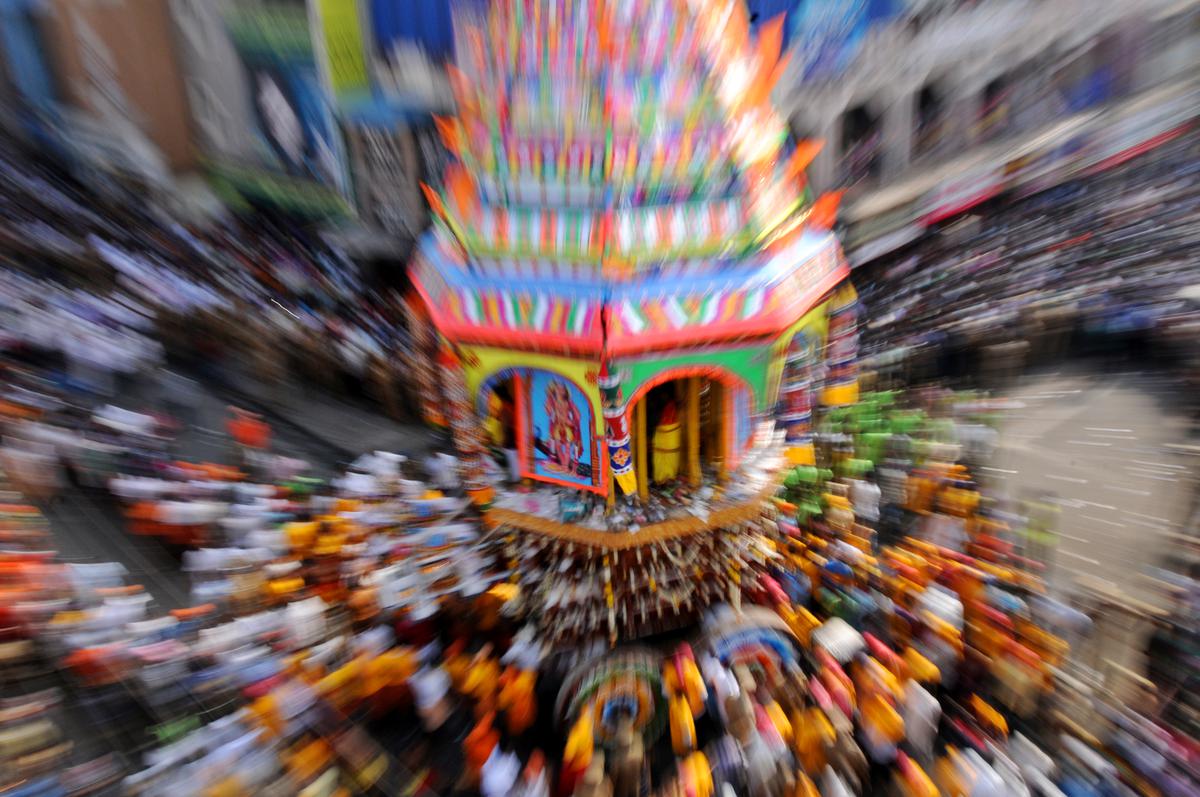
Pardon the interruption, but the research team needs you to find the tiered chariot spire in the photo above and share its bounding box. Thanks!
[437,0,814,274]
[408,0,857,643]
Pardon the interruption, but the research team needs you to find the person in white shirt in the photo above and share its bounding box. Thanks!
[411,665,452,732]
[958,421,998,471]
[901,679,941,766]
[850,469,882,526]
[480,745,521,797]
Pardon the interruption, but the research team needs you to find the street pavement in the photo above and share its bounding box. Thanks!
[218,367,438,462]
[41,366,438,613]
[44,487,191,611]
[983,367,1197,672]
[25,368,441,796]
[40,364,1197,635]
[32,362,1197,775]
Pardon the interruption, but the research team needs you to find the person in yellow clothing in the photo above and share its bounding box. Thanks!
[560,703,596,796]
[652,400,682,483]
[497,666,537,736]
[483,389,513,450]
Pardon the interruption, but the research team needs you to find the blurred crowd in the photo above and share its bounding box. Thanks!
[0,142,416,420]
[857,128,1200,395]
[0,87,1196,797]
[3,371,1198,795]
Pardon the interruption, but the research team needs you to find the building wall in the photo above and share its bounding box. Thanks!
[778,0,1199,195]
[41,0,195,171]
[168,0,258,162]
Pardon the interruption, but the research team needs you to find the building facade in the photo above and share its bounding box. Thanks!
[773,0,1200,262]
[779,0,1200,194]
[0,0,197,191]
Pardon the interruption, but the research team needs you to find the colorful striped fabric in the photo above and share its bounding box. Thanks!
[411,222,848,350]
[457,198,748,262]
[433,285,603,337]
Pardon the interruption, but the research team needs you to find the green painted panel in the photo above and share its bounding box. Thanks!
[616,343,777,413]
[766,300,831,405]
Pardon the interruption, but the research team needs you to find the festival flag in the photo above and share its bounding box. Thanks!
[809,190,845,230]
[548,299,566,332]
[742,287,765,319]
[421,183,448,222]
[724,0,751,57]
[446,165,479,218]
[664,297,689,329]
[786,140,823,181]
[532,293,551,331]
[621,300,648,334]
[460,289,480,324]
[446,65,476,116]
[517,293,533,326]
[502,293,519,327]
[743,15,786,109]
[434,115,461,157]
[565,301,583,335]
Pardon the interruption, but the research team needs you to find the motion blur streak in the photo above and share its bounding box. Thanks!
[0,1,1197,796]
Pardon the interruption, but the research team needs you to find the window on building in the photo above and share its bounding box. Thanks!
[839,104,882,184]
[187,77,230,152]
[915,82,945,158]
[978,75,1011,142]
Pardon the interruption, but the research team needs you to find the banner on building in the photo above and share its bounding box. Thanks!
[345,120,425,237]
[789,0,900,82]
[224,5,350,214]
[312,0,370,98]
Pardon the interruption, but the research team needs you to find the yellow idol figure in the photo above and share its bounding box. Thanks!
[652,400,682,483]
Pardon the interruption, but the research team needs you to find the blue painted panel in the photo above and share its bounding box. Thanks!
[370,0,455,61]
[0,2,57,109]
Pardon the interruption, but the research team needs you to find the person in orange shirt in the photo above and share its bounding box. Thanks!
[228,406,270,449]
[227,406,270,473]
[905,467,938,515]
[464,712,501,790]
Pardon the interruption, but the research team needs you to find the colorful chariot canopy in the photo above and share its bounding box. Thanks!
[410,0,850,355]
[411,227,848,354]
